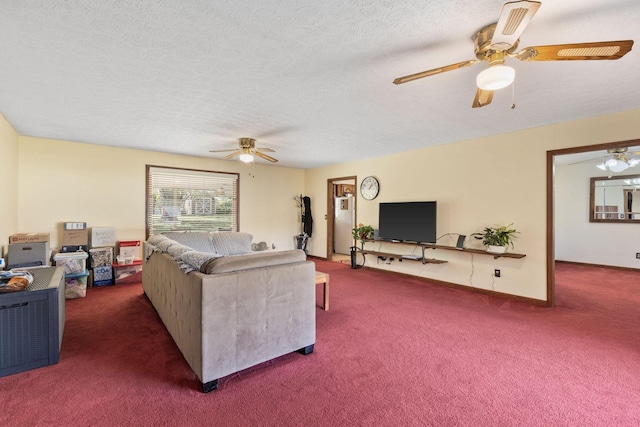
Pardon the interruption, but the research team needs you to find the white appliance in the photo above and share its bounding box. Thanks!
[334,196,355,255]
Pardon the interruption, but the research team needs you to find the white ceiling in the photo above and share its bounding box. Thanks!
[1,0,639,169]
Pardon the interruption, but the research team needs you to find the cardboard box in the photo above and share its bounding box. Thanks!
[118,240,141,261]
[91,227,116,247]
[54,251,88,275]
[7,242,50,269]
[92,265,113,287]
[9,233,50,244]
[113,260,142,284]
[89,247,114,268]
[62,229,89,246]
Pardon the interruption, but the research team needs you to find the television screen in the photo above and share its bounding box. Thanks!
[378,201,437,244]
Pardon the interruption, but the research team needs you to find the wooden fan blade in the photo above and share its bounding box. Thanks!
[515,40,634,61]
[255,147,275,153]
[393,60,478,85]
[491,1,541,50]
[472,88,494,108]
[223,150,243,159]
[254,151,278,163]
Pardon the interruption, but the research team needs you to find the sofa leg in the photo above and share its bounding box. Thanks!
[298,344,314,355]
[202,379,219,393]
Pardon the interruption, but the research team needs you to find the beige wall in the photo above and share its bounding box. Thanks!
[17,136,305,251]
[304,108,640,302]
[0,114,19,257]
[8,108,640,301]
[555,161,639,269]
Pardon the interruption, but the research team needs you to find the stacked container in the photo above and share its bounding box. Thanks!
[53,251,89,299]
[89,247,114,287]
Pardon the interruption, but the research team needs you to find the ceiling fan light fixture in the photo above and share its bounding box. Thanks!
[476,64,515,90]
[607,158,629,173]
[596,163,607,171]
[239,153,254,163]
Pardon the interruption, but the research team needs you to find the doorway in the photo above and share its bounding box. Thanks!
[326,176,357,262]
[547,138,640,306]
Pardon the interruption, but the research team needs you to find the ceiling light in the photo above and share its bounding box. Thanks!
[596,156,640,173]
[609,159,629,172]
[239,153,254,163]
[476,65,515,91]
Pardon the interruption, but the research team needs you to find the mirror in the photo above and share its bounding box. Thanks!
[590,174,640,222]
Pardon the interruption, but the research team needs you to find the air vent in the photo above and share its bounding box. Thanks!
[502,8,529,35]
[558,46,621,57]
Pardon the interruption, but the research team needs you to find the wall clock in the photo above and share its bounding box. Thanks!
[360,176,380,200]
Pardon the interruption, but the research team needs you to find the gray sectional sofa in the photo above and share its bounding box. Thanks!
[142,232,316,392]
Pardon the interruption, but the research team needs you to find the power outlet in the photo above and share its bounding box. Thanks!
[636,253,640,259]
[494,269,501,278]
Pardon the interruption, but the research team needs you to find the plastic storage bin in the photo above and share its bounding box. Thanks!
[112,261,142,284]
[54,251,88,275]
[65,269,89,299]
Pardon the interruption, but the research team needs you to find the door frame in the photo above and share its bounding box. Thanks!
[546,137,640,306]
[326,176,358,259]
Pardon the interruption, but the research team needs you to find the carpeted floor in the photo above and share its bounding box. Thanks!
[2,260,639,426]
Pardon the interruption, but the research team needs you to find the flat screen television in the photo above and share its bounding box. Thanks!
[378,201,437,244]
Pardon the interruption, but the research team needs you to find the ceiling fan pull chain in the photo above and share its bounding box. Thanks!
[511,78,516,109]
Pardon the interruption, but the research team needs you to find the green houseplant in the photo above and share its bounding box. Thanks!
[352,223,374,242]
[474,224,518,254]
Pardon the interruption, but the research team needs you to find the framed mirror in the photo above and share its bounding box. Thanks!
[590,174,640,222]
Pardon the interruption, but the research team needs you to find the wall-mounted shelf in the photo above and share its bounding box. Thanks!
[363,249,447,264]
[422,244,526,260]
[361,240,526,262]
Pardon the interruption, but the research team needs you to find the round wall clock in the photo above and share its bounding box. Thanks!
[360,176,380,200]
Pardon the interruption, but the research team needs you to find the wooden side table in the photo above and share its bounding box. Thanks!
[314,271,329,311]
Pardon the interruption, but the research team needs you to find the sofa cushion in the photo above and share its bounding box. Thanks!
[209,232,253,256]
[202,249,306,274]
[162,232,217,253]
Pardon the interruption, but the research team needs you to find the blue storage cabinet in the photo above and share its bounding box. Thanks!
[0,267,65,378]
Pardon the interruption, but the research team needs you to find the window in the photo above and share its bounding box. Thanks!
[146,165,239,238]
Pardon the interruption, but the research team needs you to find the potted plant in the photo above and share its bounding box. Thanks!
[352,223,374,242]
[473,224,518,254]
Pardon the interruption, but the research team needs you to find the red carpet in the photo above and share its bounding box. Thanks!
[2,260,640,426]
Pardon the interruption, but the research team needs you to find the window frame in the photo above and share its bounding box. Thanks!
[145,165,240,239]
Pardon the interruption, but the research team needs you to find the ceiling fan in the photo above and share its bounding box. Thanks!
[570,147,640,173]
[209,137,278,163]
[393,0,634,108]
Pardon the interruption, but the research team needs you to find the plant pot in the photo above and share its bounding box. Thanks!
[486,245,507,254]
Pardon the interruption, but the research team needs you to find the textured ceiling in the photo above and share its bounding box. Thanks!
[1,0,639,169]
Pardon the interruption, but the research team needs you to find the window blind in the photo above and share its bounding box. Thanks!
[146,165,239,238]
